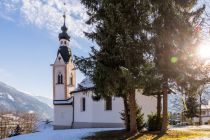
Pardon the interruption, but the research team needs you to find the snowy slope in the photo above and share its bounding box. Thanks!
[5,127,122,140]
[34,96,53,108]
[0,81,53,120]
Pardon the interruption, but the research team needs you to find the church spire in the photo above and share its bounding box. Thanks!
[61,13,67,32]
[58,3,70,41]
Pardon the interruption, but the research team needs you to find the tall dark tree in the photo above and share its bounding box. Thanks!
[151,0,204,133]
[76,0,152,134]
[143,65,163,126]
[185,95,199,123]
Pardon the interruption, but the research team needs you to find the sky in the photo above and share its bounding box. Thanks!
[0,0,94,98]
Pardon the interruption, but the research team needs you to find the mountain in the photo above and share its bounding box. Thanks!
[35,96,53,108]
[0,81,53,120]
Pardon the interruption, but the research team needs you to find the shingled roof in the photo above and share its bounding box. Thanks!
[57,46,72,63]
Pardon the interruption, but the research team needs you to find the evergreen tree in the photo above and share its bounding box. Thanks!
[147,113,162,131]
[185,95,199,123]
[76,0,152,134]
[143,65,163,125]
[150,0,205,133]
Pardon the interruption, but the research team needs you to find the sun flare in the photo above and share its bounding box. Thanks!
[197,42,210,59]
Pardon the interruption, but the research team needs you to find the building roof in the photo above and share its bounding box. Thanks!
[57,46,72,63]
[201,101,210,110]
[78,76,94,88]
[71,76,95,94]
[53,97,73,105]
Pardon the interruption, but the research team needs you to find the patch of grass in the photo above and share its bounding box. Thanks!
[83,130,209,140]
[133,130,208,140]
[191,129,210,132]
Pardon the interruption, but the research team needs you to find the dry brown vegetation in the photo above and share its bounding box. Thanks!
[0,112,38,139]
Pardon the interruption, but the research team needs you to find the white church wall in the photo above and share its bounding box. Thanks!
[135,91,157,121]
[74,91,94,122]
[54,105,73,129]
[73,91,124,128]
[73,90,157,126]
[91,97,124,123]
[74,91,124,123]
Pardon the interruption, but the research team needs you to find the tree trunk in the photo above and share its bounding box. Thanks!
[129,91,137,134]
[123,95,130,131]
[157,93,161,120]
[156,92,162,131]
[199,94,202,125]
[161,87,168,133]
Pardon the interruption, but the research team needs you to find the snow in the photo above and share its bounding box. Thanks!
[2,114,19,120]
[28,110,34,114]
[5,127,122,140]
[170,125,210,131]
[77,76,94,90]
[7,94,14,101]
[53,97,73,104]
[190,137,210,140]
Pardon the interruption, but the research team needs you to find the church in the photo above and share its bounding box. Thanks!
[51,15,157,130]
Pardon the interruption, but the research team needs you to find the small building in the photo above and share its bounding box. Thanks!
[52,14,157,129]
[194,101,210,125]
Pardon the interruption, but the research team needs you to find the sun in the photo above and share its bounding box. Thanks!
[197,42,210,59]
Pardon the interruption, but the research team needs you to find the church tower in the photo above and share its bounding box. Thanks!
[53,14,76,100]
[51,14,76,129]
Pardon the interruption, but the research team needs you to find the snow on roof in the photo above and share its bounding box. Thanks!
[53,98,73,105]
[201,101,210,109]
[201,104,210,109]
[75,76,95,91]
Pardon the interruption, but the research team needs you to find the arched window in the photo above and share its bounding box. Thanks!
[60,74,63,84]
[70,73,73,86]
[105,97,112,111]
[57,72,63,84]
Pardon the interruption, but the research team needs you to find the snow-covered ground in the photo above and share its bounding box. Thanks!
[190,137,210,140]
[5,123,122,140]
[170,125,210,131]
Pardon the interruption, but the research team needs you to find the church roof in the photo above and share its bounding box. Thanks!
[53,97,73,105]
[71,76,95,94]
[78,76,95,88]
[57,46,72,63]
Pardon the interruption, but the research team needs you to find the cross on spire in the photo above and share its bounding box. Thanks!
[63,2,66,26]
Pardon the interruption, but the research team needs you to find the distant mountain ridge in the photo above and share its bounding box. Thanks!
[34,96,53,108]
[0,81,53,120]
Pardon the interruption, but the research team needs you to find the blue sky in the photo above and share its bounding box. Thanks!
[0,0,94,98]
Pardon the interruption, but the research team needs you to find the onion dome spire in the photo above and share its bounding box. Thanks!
[58,13,70,41]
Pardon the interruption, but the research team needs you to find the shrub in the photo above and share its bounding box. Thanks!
[136,107,145,131]
[121,106,145,132]
[147,113,162,131]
